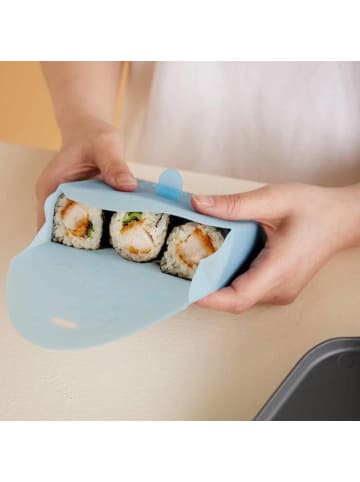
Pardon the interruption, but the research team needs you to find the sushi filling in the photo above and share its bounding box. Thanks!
[52,194,104,249]
[122,212,142,225]
[61,200,92,238]
[176,228,215,268]
[110,211,170,262]
[120,219,154,255]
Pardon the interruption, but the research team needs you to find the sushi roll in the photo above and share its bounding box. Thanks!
[109,211,170,262]
[160,222,225,280]
[52,194,105,249]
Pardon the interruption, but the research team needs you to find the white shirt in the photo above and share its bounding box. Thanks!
[122,61,360,186]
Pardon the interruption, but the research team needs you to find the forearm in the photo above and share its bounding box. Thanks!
[41,61,122,142]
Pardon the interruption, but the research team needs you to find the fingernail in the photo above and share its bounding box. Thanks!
[116,174,136,186]
[193,195,214,207]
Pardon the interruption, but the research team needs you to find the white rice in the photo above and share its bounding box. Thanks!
[109,211,170,262]
[52,194,104,249]
[160,222,225,280]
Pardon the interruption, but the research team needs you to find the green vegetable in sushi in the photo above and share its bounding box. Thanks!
[86,222,94,238]
[122,212,142,225]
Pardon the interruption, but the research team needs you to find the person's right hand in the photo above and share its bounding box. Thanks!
[35,118,136,229]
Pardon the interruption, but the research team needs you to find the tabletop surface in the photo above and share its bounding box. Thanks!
[1,141,359,420]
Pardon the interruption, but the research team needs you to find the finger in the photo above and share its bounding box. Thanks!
[35,153,91,230]
[36,168,64,230]
[94,134,136,191]
[196,245,287,313]
[191,185,290,222]
[196,285,242,312]
[37,203,46,231]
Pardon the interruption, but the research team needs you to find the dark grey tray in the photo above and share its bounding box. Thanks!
[255,337,360,421]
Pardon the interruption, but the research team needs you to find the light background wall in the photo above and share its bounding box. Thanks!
[0,61,127,151]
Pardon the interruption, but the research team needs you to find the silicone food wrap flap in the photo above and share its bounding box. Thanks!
[7,169,262,349]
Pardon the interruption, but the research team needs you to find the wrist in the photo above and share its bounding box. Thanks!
[53,91,115,145]
[332,184,360,250]
[59,115,115,147]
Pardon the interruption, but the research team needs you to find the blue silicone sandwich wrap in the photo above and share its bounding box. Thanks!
[7,169,262,349]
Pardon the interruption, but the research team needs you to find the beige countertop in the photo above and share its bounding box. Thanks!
[1,141,359,420]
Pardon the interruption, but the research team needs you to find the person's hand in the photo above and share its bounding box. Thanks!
[35,118,136,229]
[192,183,360,313]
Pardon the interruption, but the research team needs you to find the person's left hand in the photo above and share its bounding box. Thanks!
[191,183,360,313]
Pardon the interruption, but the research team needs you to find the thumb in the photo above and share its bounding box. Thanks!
[95,136,136,191]
[191,185,289,221]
